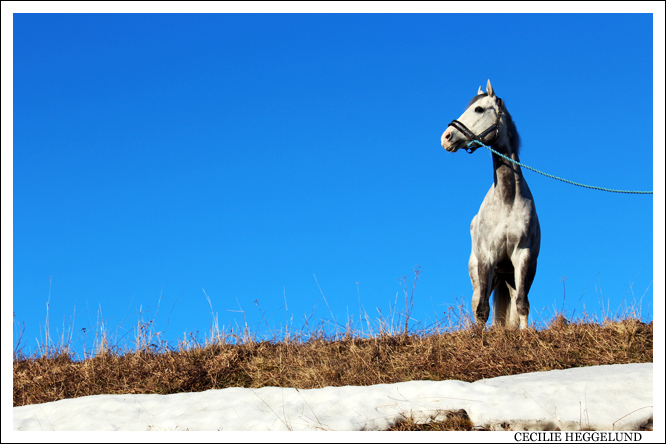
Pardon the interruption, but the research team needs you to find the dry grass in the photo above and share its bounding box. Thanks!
[386,409,475,431]
[13,314,652,429]
[13,270,653,431]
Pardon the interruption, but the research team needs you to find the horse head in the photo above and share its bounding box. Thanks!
[441,79,509,153]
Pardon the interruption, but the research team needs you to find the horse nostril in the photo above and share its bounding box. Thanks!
[445,131,451,140]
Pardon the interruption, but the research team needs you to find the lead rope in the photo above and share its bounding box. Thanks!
[467,140,653,195]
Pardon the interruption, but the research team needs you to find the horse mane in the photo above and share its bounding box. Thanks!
[467,93,521,156]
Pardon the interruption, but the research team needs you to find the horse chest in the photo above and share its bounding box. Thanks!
[472,205,524,262]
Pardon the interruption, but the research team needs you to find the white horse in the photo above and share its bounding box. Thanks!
[441,80,540,329]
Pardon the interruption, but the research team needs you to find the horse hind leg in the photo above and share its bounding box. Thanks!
[492,278,515,327]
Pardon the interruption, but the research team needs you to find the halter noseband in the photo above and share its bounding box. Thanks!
[448,98,504,153]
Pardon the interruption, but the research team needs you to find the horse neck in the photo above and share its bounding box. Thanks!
[490,141,523,204]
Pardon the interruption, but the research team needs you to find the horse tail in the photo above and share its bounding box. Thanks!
[492,279,512,327]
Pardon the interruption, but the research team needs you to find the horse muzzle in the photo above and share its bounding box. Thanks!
[441,126,462,152]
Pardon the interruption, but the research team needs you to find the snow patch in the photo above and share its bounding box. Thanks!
[13,363,652,431]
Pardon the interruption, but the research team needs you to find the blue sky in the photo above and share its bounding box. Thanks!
[7,11,661,358]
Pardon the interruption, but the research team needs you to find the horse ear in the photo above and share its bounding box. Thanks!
[486,79,495,98]
[478,86,484,95]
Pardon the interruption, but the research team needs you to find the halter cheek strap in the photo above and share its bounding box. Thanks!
[448,98,504,153]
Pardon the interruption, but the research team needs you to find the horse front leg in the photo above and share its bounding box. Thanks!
[513,249,537,329]
[469,251,493,329]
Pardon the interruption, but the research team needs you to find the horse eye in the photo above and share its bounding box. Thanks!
[475,106,484,113]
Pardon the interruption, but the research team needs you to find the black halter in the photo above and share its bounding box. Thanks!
[448,98,504,153]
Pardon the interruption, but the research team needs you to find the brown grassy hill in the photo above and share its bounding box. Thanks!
[14,311,652,432]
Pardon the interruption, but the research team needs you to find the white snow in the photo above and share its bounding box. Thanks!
[13,363,652,431]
